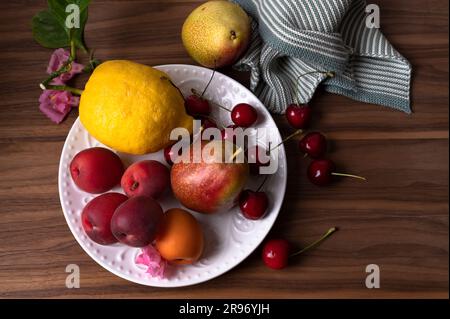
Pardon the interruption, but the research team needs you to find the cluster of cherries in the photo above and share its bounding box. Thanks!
[286,103,367,186]
[164,70,366,270]
[165,70,269,222]
[261,98,366,269]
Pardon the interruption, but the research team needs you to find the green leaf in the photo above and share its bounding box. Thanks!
[32,10,70,48]
[48,0,91,51]
[47,0,70,29]
[32,0,91,51]
[72,4,89,52]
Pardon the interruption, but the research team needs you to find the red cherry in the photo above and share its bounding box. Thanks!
[299,132,327,158]
[308,159,366,186]
[286,104,312,129]
[239,190,269,220]
[200,117,217,130]
[200,117,219,141]
[231,103,258,127]
[262,239,291,270]
[307,159,335,186]
[185,95,210,116]
[164,144,182,166]
[262,228,338,270]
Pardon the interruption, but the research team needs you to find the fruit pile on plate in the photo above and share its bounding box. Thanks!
[70,148,204,265]
[69,57,276,277]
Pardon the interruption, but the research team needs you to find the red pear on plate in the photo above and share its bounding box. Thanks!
[171,140,249,214]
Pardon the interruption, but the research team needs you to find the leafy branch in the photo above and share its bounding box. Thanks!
[33,1,98,95]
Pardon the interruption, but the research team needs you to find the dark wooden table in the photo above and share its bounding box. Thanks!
[0,0,448,299]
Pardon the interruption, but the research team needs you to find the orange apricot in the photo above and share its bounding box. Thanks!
[155,208,204,265]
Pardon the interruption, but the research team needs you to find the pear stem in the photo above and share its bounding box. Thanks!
[332,172,367,181]
[290,227,338,258]
[270,129,303,152]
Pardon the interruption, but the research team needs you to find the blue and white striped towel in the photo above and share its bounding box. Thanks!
[232,0,413,114]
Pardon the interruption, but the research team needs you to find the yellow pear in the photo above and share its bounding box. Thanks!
[182,1,251,68]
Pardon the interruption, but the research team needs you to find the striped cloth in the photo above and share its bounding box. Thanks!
[232,0,413,114]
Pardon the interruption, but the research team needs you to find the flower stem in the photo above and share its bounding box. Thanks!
[331,173,367,181]
[40,62,71,87]
[40,39,77,88]
[70,38,76,60]
[290,227,338,258]
[83,50,100,73]
[40,84,84,96]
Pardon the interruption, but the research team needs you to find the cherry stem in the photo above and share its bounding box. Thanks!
[215,102,231,113]
[256,175,269,192]
[332,172,367,181]
[201,64,216,98]
[228,147,244,162]
[294,70,335,105]
[270,129,303,152]
[193,115,216,131]
[290,227,338,258]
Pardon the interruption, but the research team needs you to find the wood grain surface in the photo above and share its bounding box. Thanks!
[0,0,448,299]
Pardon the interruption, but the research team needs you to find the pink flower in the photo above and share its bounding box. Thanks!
[135,245,167,279]
[47,48,84,83]
[39,90,80,124]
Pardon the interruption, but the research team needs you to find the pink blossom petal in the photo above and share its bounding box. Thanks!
[60,60,84,82]
[53,91,71,113]
[135,245,167,279]
[70,96,80,107]
[135,253,146,265]
[47,48,84,83]
[39,98,70,124]
[50,77,65,86]
[136,253,151,266]
[47,48,69,74]
[39,90,79,124]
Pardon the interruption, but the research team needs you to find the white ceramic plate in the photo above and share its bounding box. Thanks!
[58,64,287,287]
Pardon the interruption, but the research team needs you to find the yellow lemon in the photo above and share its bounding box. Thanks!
[79,60,193,155]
